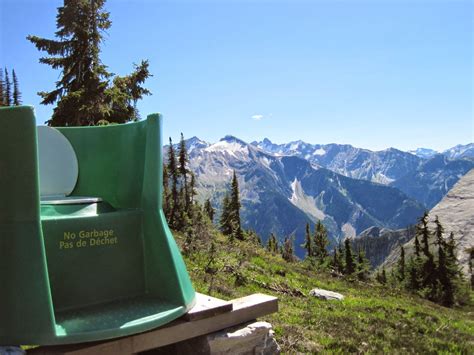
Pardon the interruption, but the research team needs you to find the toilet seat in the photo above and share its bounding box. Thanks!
[37,126,99,205]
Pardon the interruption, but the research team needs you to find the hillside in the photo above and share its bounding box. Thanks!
[181,136,424,257]
[384,168,474,275]
[352,226,415,269]
[176,232,474,353]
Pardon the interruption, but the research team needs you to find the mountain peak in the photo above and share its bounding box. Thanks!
[220,135,248,146]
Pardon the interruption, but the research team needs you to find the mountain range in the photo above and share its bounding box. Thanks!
[170,137,473,258]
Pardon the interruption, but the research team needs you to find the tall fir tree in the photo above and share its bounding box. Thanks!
[0,69,5,106]
[397,245,406,282]
[434,216,453,306]
[356,249,370,280]
[4,68,11,106]
[281,236,295,262]
[167,138,180,229]
[178,133,190,213]
[12,69,21,105]
[332,246,344,274]
[314,220,329,263]
[163,163,170,217]
[303,223,312,258]
[220,193,232,236]
[204,199,215,222]
[344,238,356,275]
[27,0,150,126]
[229,171,243,240]
[417,212,437,299]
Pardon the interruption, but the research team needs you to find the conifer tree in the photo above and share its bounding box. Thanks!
[314,220,329,263]
[266,233,279,253]
[281,236,295,262]
[435,217,453,306]
[167,138,180,229]
[0,70,5,106]
[12,69,21,105]
[204,198,215,222]
[230,171,243,240]
[397,245,406,282]
[356,249,370,280]
[417,212,437,299]
[332,246,344,274]
[178,133,190,212]
[469,249,474,289]
[27,0,150,126]
[381,267,387,284]
[4,68,11,106]
[220,193,232,236]
[303,223,312,258]
[344,239,356,275]
[189,172,197,205]
[163,163,170,217]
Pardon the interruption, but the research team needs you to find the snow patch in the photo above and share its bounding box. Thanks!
[313,148,326,156]
[205,141,248,158]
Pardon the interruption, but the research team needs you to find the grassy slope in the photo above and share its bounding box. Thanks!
[177,233,474,353]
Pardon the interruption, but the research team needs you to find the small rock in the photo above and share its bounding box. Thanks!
[309,288,344,301]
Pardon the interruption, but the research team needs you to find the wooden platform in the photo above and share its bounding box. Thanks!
[29,293,278,355]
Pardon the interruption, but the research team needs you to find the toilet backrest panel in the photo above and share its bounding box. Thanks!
[37,126,79,198]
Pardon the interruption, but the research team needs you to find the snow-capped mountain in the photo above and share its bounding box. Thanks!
[182,136,424,257]
[252,139,422,184]
[408,148,438,159]
[442,143,474,160]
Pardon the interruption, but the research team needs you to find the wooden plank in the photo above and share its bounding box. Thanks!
[184,293,233,321]
[28,293,278,355]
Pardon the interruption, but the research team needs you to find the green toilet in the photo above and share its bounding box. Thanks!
[0,106,196,345]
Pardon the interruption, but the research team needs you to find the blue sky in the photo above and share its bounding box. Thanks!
[1,0,472,151]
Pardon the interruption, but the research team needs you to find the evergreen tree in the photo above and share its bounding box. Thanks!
[12,69,21,105]
[435,217,452,306]
[0,70,5,106]
[167,138,180,229]
[407,257,421,290]
[332,246,344,274]
[189,172,197,205]
[397,245,406,282]
[381,267,387,285]
[178,133,190,212]
[303,223,312,258]
[4,68,11,106]
[414,234,421,257]
[344,239,356,275]
[220,193,232,236]
[27,0,150,126]
[417,212,437,299]
[230,171,243,239]
[204,198,215,222]
[469,249,474,289]
[266,233,279,253]
[356,249,370,281]
[314,220,329,263]
[163,163,170,217]
[281,236,295,262]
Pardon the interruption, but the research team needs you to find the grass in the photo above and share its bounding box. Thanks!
[178,232,474,353]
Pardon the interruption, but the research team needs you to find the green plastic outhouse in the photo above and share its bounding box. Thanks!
[0,106,196,345]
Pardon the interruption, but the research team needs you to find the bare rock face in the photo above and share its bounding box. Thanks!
[309,288,344,301]
[383,168,474,275]
[427,168,474,275]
